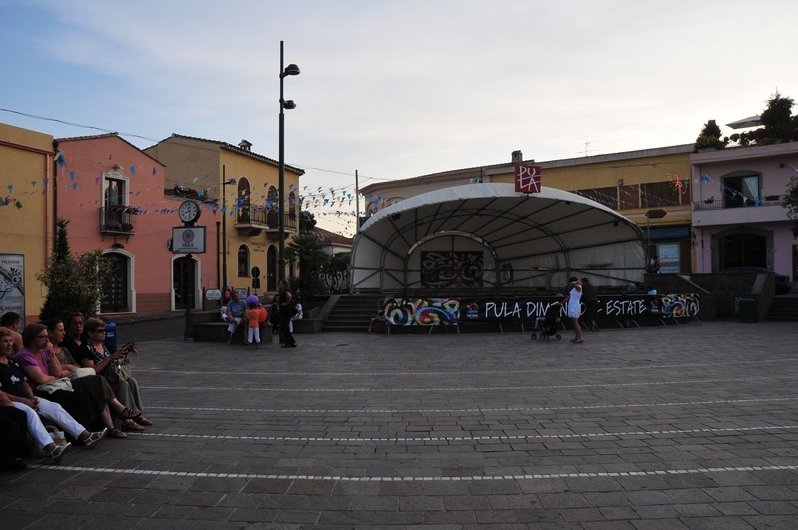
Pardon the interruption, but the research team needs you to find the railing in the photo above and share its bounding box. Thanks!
[693,194,784,211]
[99,207,134,235]
[236,208,298,231]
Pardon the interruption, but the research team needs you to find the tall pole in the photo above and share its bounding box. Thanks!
[354,169,360,232]
[221,164,228,289]
[278,41,286,285]
[277,40,299,285]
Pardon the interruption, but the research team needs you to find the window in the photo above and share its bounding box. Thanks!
[288,191,297,219]
[267,186,278,228]
[655,243,680,274]
[102,173,128,229]
[577,187,618,209]
[237,245,250,277]
[641,181,683,208]
[619,185,640,210]
[723,174,760,208]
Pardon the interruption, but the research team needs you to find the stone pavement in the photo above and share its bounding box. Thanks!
[2,321,798,529]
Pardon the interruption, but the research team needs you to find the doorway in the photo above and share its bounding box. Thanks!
[173,256,196,310]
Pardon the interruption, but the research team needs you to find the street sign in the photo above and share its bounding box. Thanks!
[172,226,206,254]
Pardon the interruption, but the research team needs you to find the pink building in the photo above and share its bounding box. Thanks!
[691,142,798,280]
[56,134,218,315]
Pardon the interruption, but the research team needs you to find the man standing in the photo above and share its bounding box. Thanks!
[278,281,297,348]
[223,291,246,345]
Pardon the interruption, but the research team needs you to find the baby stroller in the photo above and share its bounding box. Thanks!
[531,302,563,340]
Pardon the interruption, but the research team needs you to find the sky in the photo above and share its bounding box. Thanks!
[2,0,798,236]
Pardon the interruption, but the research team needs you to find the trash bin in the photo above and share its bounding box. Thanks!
[104,320,118,352]
[736,297,757,322]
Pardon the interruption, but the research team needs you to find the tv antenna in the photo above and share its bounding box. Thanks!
[578,139,599,157]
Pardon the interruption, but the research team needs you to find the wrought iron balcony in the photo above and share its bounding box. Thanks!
[99,206,135,235]
[235,208,298,235]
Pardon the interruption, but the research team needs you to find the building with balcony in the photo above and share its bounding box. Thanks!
[145,135,304,294]
[361,145,695,276]
[55,133,216,314]
[0,122,55,323]
[691,142,798,279]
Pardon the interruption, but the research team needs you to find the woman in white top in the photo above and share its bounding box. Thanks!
[563,276,584,344]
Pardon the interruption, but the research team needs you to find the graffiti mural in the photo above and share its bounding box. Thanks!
[420,251,483,288]
[383,298,460,326]
[380,294,700,326]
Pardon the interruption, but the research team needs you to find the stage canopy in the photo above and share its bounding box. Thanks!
[351,183,646,291]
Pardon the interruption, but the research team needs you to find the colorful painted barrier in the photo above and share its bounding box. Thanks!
[381,293,700,326]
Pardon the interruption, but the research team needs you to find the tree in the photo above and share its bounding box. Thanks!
[37,218,115,320]
[299,210,317,233]
[285,232,328,307]
[694,119,725,150]
[784,174,798,237]
[760,91,795,142]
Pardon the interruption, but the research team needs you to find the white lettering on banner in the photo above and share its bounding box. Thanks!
[604,299,647,316]
[484,301,523,319]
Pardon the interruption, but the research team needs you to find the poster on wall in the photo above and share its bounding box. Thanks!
[420,251,484,288]
[0,254,25,319]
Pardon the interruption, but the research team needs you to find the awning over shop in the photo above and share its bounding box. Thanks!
[351,183,646,291]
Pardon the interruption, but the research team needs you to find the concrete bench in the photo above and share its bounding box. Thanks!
[193,322,275,343]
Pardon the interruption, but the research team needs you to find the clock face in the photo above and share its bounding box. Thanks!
[178,200,200,223]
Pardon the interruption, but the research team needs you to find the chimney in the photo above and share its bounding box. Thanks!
[238,139,252,151]
[511,150,523,163]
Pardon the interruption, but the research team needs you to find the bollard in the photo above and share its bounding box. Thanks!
[104,320,118,352]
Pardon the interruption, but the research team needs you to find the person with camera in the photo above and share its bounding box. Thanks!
[0,328,103,458]
[75,318,152,432]
[16,322,128,439]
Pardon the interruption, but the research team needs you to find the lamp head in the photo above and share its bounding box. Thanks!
[281,64,300,77]
[282,99,296,110]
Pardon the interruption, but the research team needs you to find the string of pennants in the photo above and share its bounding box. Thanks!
[3,156,797,221]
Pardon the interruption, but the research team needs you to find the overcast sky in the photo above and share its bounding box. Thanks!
[2,0,798,236]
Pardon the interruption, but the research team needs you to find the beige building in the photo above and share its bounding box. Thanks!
[361,145,694,273]
[145,135,304,294]
[0,123,55,323]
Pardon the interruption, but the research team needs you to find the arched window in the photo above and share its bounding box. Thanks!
[237,244,250,277]
[237,177,251,222]
[288,191,297,219]
[267,185,279,228]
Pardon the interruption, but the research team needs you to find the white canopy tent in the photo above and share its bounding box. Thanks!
[351,183,646,291]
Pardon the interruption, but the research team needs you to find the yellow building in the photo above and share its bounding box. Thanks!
[145,135,304,294]
[0,123,55,323]
[361,145,694,273]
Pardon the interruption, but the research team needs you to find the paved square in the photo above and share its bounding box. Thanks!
[2,321,798,528]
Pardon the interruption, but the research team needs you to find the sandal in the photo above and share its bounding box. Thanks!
[123,419,145,431]
[83,428,108,448]
[48,442,72,464]
[108,428,128,439]
[122,408,153,426]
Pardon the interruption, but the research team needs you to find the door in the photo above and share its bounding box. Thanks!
[102,253,128,312]
[173,256,196,310]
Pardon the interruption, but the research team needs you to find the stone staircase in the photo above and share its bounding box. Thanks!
[766,294,798,321]
[322,294,383,332]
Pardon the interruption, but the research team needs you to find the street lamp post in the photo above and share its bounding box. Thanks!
[221,168,236,289]
[278,40,300,285]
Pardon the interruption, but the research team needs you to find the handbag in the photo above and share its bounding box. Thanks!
[68,367,96,379]
[36,377,74,394]
[105,358,132,384]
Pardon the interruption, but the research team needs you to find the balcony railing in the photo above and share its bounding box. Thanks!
[236,208,298,232]
[99,206,134,235]
[693,194,784,211]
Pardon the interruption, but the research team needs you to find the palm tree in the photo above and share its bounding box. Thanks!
[285,233,328,307]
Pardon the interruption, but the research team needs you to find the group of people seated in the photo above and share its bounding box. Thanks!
[0,310,152,471]
[221,282,302,348]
